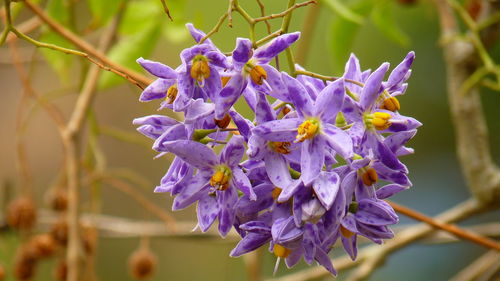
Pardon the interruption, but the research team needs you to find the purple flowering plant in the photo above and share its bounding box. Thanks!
[133,15,421,276]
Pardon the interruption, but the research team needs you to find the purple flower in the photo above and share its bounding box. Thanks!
[254,74,353,186]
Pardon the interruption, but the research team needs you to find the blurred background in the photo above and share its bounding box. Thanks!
[0,0,499,280]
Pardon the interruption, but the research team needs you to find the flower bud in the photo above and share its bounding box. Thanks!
[7,197,37,230]
[301,198,326,224]
[129,248,157,280]
[214,114,231,129]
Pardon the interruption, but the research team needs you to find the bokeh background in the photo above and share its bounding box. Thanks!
[1,0,499,280]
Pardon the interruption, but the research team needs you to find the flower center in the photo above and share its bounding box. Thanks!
[165,84,178,104]
[190,55,210,83]
[244,62,267,85]
[363,112,391,131]
[296,119,319,142]
[273,244,291,258]
[380,96,400,111]
[210,165,232,191]
[269,142,291,154]
[360,167,378,186]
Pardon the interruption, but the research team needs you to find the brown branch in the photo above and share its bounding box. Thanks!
[23,0,153,88]
[159,0,173,21]
[389,201,500,251]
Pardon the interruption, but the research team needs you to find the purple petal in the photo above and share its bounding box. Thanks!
[257,65,290,102]
[163,140,218,169]
[173,72,195,111]
[343,53,363,93]
[139,79,174,101]
[278,179,303,203]
[254,32,300,64]
[282,73,314,117]
[387,51,415,88]
[186,23,210,44]
[215,73,247,119]
[137,57,177,79]
[152,124,188,151]
[255,92,276,124]
[384,130,417,153]
[272,217,303,244]
[264,152,293,189]
[315,78,345,123]
[197,194,219,232]
[200,66,222,101]
[312,171,340,210]
[232,38,253,64]
[355,199,398,226]
[184,99,215,123]
[341,235,357,260]
[376,184,408,199]
[252,118,302,142]
[360,63,389,111]
[322,124,354,159]
[300,137,325,186]
[133,115,179,126]
[221,135,245,167]
[231,167,256,201]
[218,186,238,237]
[230,233,271,257]
[315,247,337,276]
[303,224,316,264]
[206,51,230,69]
[172,172,211,210]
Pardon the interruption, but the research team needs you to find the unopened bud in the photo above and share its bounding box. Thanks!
[50,219,68,246]
[50,189,68,212]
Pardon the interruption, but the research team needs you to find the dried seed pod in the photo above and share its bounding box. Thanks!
[82,227,97,255]
[14,246,38,280]
[6,197,37,230]
[54,260,67,281]
[50,219,68,246]
[0,264,5,281]
[128,248,157,280]
[31,234,57,258]
[50,190,68,212]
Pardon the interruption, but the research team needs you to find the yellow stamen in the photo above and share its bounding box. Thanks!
[210,166,232,191]
[273,244,291,258]
[165,84,178,104]
[190,55,210,82]
[372,112,392,130]
[249,65,267,85]
[271,187,282,201]
[296,119,319,142]
[270,142,291,154]
[380,96,400,111]
[221,76,231,87]
[340,225,355,238]
[361,168,378,186]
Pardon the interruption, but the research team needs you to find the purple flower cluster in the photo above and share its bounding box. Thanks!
[133,23,421,275]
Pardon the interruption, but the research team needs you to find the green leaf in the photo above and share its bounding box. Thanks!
[329,0,373,73]
[322,0,365,24]
[88,0,123,27]
[370,1,411,47]
[119,0,161,35]
[39,0,74,82]
[98,22,162,89]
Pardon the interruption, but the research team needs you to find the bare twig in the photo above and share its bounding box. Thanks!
[199,12,229,44]
[23,0,152,88]
[254,0,316,23]
[159,0,173,21]
[255,0,272,34]
[228,0,235,27]
[448,250,500,281]
[5,17,41,43]
[389,201,500,251]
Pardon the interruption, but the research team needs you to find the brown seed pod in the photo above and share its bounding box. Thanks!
[0,264,6,281]
[50,189,68,212]
[128,248,157,280]
[14,246,38,280]
[53,260,67,281]
[82,226,97,255]
[50,219,68,246]
[30,234,57,258]
[6,197,37,230]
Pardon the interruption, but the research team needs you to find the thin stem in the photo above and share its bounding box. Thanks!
[389,201,500,251]
[159,0,173,21]
[199,12,228,44]
[254,0,316,23]
[228,0,235,27]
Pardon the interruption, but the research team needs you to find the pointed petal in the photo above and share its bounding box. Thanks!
[312,171,340,210]
[172,172,211,210]
[215,73,247,119]
[221,135,245,167]
[322,124,354,159]
[152,124,188,151]
[282,73,314,117]
[137,57,177,79]
[387,51,415,88]
[252,118,302,142]
[197,194,219,232]
[264,152,293,189]
[232,38,253,64]
[184,99,215,123]
[163,140,218,169]
[139,79,174,101]
[315,78,345,123]
[376,184,408,199]
[230,233,271,257]
[232,168,256,201]
[360,63,389,111]
[301,137,325,186]
[356,199,398,226]
[254,32,300,64]
[218,187,238,237]
[255,92,276,124]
